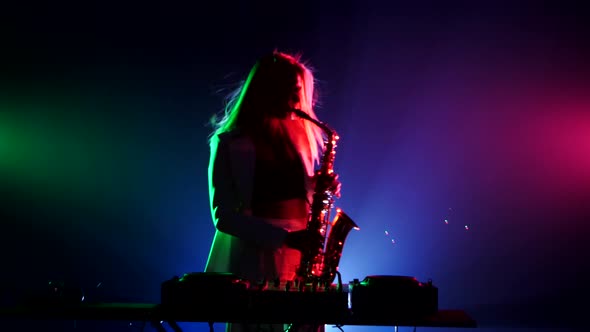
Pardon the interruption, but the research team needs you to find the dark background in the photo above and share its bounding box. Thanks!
[1,0,589,331]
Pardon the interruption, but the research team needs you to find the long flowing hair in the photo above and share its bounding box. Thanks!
[210,51,324,175]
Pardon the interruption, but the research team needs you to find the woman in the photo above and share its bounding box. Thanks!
[205,51,337,332]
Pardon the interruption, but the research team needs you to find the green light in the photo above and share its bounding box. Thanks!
[0,104,151,209]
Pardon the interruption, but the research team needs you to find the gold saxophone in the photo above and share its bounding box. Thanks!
[293,109,359,286]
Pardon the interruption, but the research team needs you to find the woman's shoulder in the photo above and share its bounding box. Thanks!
[213,128,244,141]
[211,129,253,148]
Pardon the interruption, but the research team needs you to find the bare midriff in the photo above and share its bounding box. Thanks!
[253,198,309,220]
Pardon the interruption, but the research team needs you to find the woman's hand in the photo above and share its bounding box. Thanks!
[314,172,342,198]
[284,229,324,253]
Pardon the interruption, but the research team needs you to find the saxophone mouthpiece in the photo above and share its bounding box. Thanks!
[292,108,311,121]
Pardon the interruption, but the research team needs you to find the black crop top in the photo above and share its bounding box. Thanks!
[251,138,308,215]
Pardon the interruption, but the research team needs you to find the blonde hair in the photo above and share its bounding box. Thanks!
[211,51,324,175]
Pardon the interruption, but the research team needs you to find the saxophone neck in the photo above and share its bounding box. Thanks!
[291,108,335,137]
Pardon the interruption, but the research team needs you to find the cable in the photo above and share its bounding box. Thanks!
[167,320,183,332]
[331,324,344,332]
[335,271,343,292]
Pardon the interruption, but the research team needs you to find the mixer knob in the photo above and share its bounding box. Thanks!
[312,280,319,292]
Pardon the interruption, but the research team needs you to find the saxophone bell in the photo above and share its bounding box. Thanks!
[321,209,359,283]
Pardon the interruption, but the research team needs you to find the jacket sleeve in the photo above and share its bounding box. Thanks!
[208,134,289,249]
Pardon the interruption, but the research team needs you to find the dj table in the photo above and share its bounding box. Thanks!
[0,302,476,329]
[0,274,477,330]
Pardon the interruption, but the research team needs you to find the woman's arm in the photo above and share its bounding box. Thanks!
[208,134,289,249]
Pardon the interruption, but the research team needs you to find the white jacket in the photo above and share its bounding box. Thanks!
[204,130,311,281]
